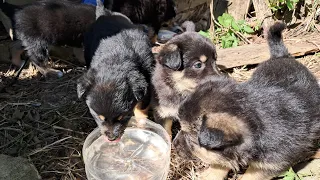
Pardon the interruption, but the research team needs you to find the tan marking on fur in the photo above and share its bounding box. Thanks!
[192,143,227,165]
[156,106,179,118]
[9,28,14,40]
[162,118,173,138]
[171,71,197,94]
[313,149,320,159]
[205,112,249,139]
[134,102,149,119]
[151,34,158,44]
[240,166,275,180]
[250,162,284,171]
[167,43,178,51]
[98,115,105,121]
[198,165,230,180]
[199,55,208,62]
[117,116,123,121]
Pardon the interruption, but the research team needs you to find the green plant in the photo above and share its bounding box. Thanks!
[269,0,300,12]
[198,30,211,39]
[215,13,255,48]
[278,168,302,180]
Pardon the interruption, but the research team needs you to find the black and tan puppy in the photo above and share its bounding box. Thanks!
[78,1,154,141]
[152,25,221,137]
[174,22,320,180]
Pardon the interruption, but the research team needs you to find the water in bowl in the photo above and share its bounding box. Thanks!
[84,127,170,180]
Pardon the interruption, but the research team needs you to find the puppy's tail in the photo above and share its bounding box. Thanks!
[181,21,196,32]
[96,0,112,19]
[266,22,289,58]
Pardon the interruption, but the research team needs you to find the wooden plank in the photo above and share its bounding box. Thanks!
[216,36,320,70]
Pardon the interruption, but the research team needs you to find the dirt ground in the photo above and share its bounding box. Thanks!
[0,27,319,179]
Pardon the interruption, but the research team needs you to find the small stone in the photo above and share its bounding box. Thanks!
[0,154,41,180]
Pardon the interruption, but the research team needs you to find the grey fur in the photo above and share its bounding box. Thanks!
[267,22,289,58]
[181,21,196,32]
[96,0,111,19]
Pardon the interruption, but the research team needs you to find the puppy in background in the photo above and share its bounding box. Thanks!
[152,22,221,137]
[11,0,97,78]
[174,22,320,180]
[78,0,154,141]
[104,0,176,36]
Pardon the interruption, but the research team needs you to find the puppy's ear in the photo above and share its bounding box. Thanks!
[157,44,182,70]
[77,71,94,99]
[198,115,242,150]
[127,71,148,101]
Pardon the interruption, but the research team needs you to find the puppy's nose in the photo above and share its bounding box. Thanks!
[108,135,118,141]
[105,132,118,141]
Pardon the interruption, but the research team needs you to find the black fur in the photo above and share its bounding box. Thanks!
[175,22,320,179]
[0,1,22,33]
[12,0,96,77]
[78,4,154,141]
[104,0,176,33]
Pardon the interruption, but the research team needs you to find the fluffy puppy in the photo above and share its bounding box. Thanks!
[152,26,221,137]
[104,0,176,36]
[174,22,320,180]
[13,0,96,77]
[78,1,154,141]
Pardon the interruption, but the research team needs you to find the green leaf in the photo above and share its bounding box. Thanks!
[237,20,245,25]
[218,13,234,28]
[283,176,295,180]
[231,20,240,31]
[286,1,294,10]
[199,30,211,39]
[243,25,254,33]
[232,39,238,47]
[218,16,226,27]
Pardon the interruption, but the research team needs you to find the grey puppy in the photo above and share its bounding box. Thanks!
[151,22,221,137]
[174,22,320,180]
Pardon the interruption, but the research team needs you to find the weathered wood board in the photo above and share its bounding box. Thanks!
[217,36,320,70]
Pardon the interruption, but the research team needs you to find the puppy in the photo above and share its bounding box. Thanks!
[12,0,96,78]
[78,1,154,141]
[104,0,177,39]
[174,22,320,180]
[151,25,221,137]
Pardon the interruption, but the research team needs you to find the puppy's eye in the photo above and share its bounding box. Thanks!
[193,62,203,69]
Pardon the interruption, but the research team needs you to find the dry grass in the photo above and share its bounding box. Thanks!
[0,32,319,180]
[1,53,318,180]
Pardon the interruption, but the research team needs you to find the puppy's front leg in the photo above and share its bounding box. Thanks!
[198,164,230,180]
[240,166,275,180]
[134,101,149,119]
[162,118,173,138]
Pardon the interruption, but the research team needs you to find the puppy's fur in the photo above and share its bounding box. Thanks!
[78,1,154,141]
[5,0,161,77]
[13,0,96,77]
[152,27,221,137]
[104,0,176,34]
[174,22,320,180]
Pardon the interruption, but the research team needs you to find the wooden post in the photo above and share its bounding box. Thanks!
[252,0,274,31]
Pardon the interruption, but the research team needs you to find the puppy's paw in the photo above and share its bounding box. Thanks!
[198,165,229,180]
[44,68,64,79]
